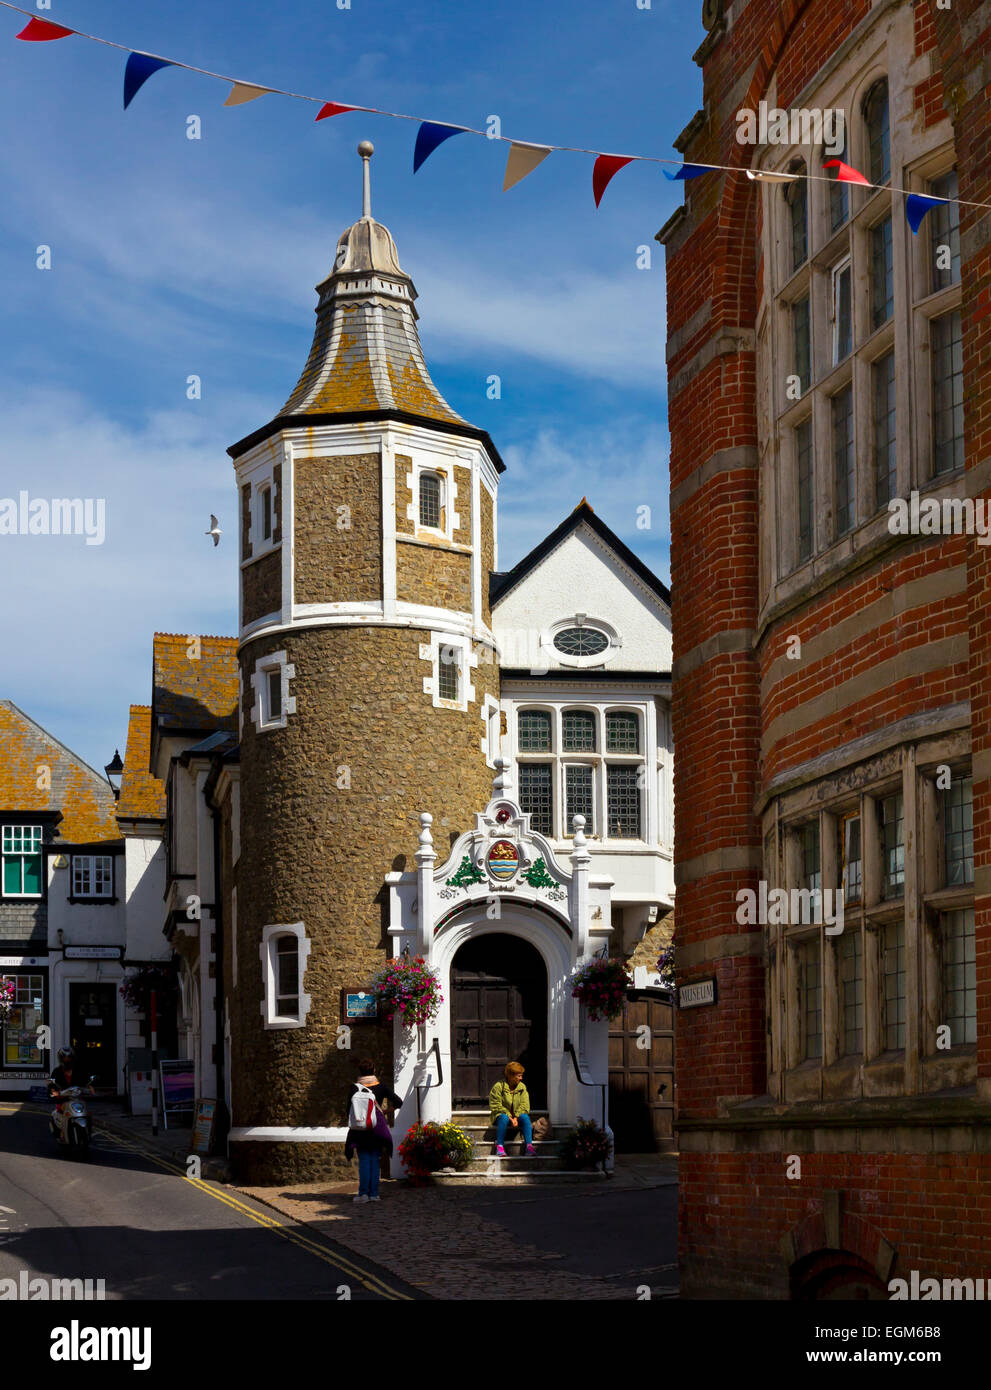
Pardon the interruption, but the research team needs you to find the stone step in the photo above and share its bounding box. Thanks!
[433,1169,608,1187]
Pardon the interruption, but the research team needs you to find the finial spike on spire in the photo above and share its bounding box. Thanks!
[358,140,374,219]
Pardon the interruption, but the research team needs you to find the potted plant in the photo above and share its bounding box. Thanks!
[570,957,631,1021]
[559,1118,613,1171]
[369,955,442,1029]
[398,1119,474,1182]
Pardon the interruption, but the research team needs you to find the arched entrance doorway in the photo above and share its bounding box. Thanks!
[450,934,547,1108]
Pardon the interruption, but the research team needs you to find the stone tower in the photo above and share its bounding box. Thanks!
[227,144,503,1182]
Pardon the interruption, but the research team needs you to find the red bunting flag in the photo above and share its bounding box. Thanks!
[822,159,871,187]
[16,18,74,41]
[315,102,357,122]
[592,154,634,207]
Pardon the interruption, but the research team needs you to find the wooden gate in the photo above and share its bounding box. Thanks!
[608,991,675,1152]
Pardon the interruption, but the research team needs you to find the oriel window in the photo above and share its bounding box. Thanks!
[786,172,808,273]
[796,419,814,563]
[880,793,904,899]
[871,217,893,330]
[942,776,973,886]
[839,813,862,904]
[932,310,964,475]
[832,259,852,363]
[832,386,855,537]
[839,932,864,1056]
[883,920,906,1050]
[942,909,976,1045]
[793,296,811,393]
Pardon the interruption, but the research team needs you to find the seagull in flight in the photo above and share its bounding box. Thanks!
[205,515,222,547]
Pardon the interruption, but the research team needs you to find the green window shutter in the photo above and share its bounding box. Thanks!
[23,856,42,895]
[3,858,22,895]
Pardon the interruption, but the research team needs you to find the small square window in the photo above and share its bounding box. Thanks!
[72,855,113,898]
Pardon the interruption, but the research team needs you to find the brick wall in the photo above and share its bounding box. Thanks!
[664,0,991,1296]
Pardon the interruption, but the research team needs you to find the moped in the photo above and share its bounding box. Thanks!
[49,1079,95,1158]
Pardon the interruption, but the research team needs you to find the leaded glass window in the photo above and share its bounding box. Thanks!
[793,296,811,393]
[873,352,896,508]
[881,793,905,899]
[871,217,893,329]
[606,712,639,753]
[553,627,609,658]
[929,171,960,292]
[519,763,553,836]
[943,776,973,886]
[883,920,906,1050]
[833,386,855,536]
[419,472,441,529]
[942,909,976,1044]
[932,310,964,475]
[803,944,822,1061]
[865,80,890,187]
[787,174,808,272]
[840,932,864,1055]
[797,418,813,563]
[565,765,594,835]
[562,710,596,752]
[438,648,459,702]
[607,765,641,838]
[518,710,551,752]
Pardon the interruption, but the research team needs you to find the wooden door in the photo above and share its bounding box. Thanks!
[608,991,675,1152]
[451,935,546,1107]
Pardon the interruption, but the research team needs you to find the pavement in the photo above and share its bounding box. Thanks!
[239,1154,679,1300]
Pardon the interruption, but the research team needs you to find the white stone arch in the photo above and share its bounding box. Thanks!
[401,901,580,1135]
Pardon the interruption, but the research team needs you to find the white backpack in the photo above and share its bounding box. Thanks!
[349,1083,379,1131]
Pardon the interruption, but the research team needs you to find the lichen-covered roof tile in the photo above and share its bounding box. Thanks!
[116,705,166,820]
[152,633,238,734]
[0,700,119,844]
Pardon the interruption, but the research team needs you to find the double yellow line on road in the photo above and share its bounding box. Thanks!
[0,1104,413,1301]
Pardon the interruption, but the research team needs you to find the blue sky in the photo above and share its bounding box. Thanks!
[0,0,703,772]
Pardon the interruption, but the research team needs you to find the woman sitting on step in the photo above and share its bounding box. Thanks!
[489,1062,535,1157]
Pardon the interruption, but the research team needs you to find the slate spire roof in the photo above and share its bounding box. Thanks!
[281,142,466,425]
[229,143,505,467]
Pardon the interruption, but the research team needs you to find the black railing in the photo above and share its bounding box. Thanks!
[563,1036,607,1132]
[415,1037,443,1120]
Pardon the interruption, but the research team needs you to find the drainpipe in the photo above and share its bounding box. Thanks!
[209,783,228,1149]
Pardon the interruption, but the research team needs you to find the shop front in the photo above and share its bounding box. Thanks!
[0,953,49,1094]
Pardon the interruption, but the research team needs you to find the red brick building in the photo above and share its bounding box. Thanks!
[659,0,991,1297]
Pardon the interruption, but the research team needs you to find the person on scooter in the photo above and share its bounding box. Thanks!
[48,1047,93,1104]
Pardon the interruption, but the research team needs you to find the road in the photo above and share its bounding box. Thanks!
[0,1103,422,1302]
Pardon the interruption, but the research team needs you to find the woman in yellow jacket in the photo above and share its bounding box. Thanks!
[488,1061,535,1156]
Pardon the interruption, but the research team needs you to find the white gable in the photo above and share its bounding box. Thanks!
[492,521,671,673]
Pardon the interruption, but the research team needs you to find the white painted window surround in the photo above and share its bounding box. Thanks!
[420,631,477,712]
[250,651,296,732]
[260,922,311,1030]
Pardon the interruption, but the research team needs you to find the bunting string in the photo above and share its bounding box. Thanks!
[4,0,989,221]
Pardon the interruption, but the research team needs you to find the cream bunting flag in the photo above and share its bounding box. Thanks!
[224,82,274,106]
[503,141,552,192]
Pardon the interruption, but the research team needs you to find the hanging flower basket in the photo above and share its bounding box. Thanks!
[570,957,631,1021]
[0,977,14,1026]
[368,956,442,1029]
[119,964,178,1016]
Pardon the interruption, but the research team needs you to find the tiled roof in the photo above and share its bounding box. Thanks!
[116,705,166,821]
[152,633,238,735]
[0,700,119,845]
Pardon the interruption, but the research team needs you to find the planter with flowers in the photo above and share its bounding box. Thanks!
[559,1118,613,1171]
[656,945,676,991]
[369,955,442,1029]
[398,1119,474,1184]
[570,957,631,1022]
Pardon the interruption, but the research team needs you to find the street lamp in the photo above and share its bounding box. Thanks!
[104,749,124,800]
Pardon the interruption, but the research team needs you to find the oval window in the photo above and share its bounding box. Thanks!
[553,626,609,657]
